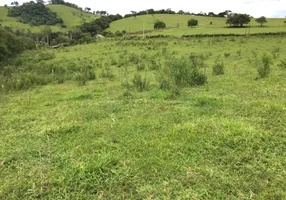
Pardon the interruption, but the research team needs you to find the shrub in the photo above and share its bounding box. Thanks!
[212,56,225,75]
[136,63,146,71]
[156,56,207,90]
[74,68,95,86]
[272,47,280,59]
[101,66,115,80]
[224,52,231,58]
[61,24,67,28]
[115,31,123,37]
[257,53,272,78]
[132,73,149,91]
[37,52,56,61]
[154,21,166,29]
[188,19,198,27]
[128,53,140,64]
[278,59,286,68]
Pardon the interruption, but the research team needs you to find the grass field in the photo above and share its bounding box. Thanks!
[0,5,98,32]
[0,36,286,199]
[107,14,286,36]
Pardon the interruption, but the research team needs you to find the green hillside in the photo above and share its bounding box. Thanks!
[0,5,98,33]
[107,14,286,36]
[47,5,99,29]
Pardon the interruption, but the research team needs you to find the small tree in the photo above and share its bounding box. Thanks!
[255,16,267,27]
[154,20,166,29]
[85,7,91,13]
[178,10,184,15]
[257,52,272,78]
[131,11,137,19]
[188,18,198,27]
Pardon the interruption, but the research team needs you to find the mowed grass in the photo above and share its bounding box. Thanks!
[0,5,98,32]
[1,36,286,199]
[107,14,286,36]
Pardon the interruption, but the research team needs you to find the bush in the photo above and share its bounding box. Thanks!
[212,56,225,75]
[136,63,146,71]
[132,73,149,92]
[272,47,280,59]
[257,53,272,78]
[74,67,96,86]
[188,19,198,27]
[154,21,166,29]
[37,52,56,61]
[278,59,286,68]
[156,56,207,90]
[101,66,115,80]
[115,31,123,37]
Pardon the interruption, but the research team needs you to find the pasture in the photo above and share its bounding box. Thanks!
[0,36,286,199]
[107,14,286,36]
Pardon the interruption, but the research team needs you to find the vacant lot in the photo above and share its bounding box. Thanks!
[0,36,286,199]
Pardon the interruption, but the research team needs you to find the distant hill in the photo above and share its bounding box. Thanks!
[0,5,99,33]
[107,14,286,36]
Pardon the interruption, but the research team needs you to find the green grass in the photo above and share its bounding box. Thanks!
[107,14,286,36]
[47,5,99,29]
[0,5,98,32]
[1,36,286,199]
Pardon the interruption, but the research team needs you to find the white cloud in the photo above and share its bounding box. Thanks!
[1,0,286,17]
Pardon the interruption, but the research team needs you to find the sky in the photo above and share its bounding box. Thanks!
[1,0,286,17]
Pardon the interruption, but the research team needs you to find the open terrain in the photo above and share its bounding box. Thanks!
[107,14,286,36]
[1,36,286,199]
[0,5,98,32]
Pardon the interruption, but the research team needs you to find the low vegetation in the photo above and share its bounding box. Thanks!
[1,36,286,199]
[0,2,286,199]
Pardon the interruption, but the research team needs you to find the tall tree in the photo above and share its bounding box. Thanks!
[226,13,251,27]
[85,7,91,13]
[11,1,19,6]
[131,11,137,18]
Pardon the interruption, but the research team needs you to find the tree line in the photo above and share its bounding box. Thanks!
[124,9,235,18]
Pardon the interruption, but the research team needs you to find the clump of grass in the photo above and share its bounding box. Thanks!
[272,47,280,59]
[101,66,115,80]
[256,52,272,79]
[136,63,146,71]
[224,52,231,58]
[212,56,225,75]
[278,59,286,68]
[129,53,140,64]
[156,56,207,91]
[37,52,56,61]
[132,73,149,92]
[236,49,241,57]
[74,66,96,86]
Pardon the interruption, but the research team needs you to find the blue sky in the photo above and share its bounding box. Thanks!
[2,0,286,17]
